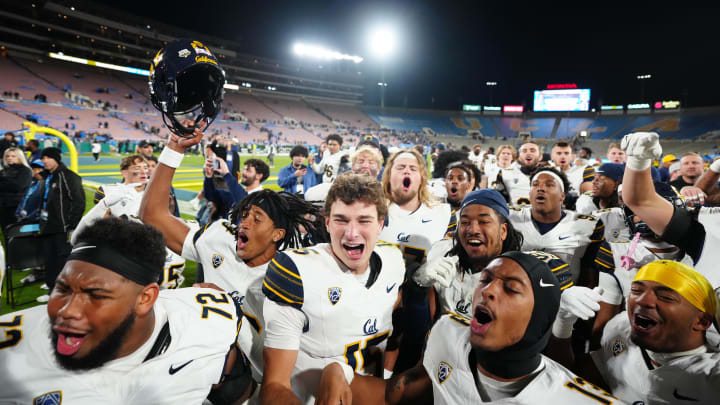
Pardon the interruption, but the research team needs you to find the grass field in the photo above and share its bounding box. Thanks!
[1,152,293,315]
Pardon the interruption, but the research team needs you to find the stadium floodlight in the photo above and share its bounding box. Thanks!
[637,74,652,80]
[486,81,497,86]
[224,83,239,91]
[369,26,397,59]
[292,42,363,64]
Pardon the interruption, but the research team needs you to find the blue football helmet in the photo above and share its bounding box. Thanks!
[149,39,225,136]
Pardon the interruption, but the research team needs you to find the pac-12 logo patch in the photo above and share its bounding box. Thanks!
[34,391,62,405]
[612,338,626,357]
[328,287,342,305]
[437,361,452,384]
[211,254,224,269]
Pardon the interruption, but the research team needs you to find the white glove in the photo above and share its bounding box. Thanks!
[710,158,720,174]
[413,256,458,288]
[552,286,607,339]
[621,132,662,171]
[102,192,130,208]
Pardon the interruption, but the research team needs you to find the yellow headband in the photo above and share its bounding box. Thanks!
[634,260,717,317]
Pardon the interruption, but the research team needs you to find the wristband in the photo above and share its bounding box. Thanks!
[158,147,184,169]
[710,159,720,174]
[551,317,576,339]
[384,369,394,379]
[336,361,355,384]
[625,156,651,171]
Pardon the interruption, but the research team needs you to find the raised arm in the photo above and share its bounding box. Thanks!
[139,127,204,254]
[620,132,674,236]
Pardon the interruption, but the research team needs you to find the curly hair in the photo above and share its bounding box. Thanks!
[325,172,387,219]
[432,150,468,179]
[230,190,325,249]
[244,158,270,182]
[448,208,523,270]
[72,217,167,281]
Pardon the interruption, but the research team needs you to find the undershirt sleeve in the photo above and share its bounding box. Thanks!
[660,207,706,264]
[262,298,308,351]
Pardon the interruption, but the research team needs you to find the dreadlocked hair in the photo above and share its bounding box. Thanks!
[229,190,325,249]
[448,208,523,271]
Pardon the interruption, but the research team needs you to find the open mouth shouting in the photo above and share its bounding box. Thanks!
[471,304,495,335]
[342,242,365,261]
[237,231,250,250]
[54,327,88,356]
[402,176,412,192]
[631,310,661,336]
[534,193,546,204]
[464,235,486,255]
[448,186,459,198]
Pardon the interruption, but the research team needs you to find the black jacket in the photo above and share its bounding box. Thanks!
[0,164,32,208]
[40,162,85,234]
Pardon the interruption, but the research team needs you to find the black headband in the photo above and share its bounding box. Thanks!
[66,242,160,285]
[253,196,289,235]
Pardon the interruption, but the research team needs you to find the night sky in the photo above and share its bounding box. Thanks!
[95,1,720,110]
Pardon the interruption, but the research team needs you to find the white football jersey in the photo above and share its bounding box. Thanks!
[593,208,692,304]
[496,167,532,206]
[263,243,405,404]
[424,315,624,404]
[592,312,720,404]
[426,240,573,320]
[311,150,347,183]
[182,219,267,379]
[0,288,239,404]
[510,206,603,282]
[427,178,448,200]
[561,164,593,196]
[379,202,454,266]
[159,249,186,290]
[575,193,599,215]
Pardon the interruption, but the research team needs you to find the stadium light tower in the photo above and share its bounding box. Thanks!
[486,81,498,105]
[637,74,652,102]
[369,26,398,109]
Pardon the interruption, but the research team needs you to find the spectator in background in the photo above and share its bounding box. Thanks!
[311,134,345,183]
[0,148,32,230]
[26,139,42,162]
[91,139,102,162]
[669,161,682,182]
[606,142,626,164]
[0,132,18,163]
[267,142,276,168]
[37,147,85,302]
[277,145,317,195]
[670,153,704,190]
[202,150,248,219]
[15,160,45,223]
[658,154,678,183]
[241,158,270,193]
[137,140,154,159]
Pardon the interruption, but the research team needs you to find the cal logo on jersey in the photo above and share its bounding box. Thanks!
[437,361,452,384]
[34,391,62,405]
[328,287,342,305]
[211,253,224,269]
[612,338,627,357]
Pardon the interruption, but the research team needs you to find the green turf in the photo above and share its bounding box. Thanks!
[1,153,298,314]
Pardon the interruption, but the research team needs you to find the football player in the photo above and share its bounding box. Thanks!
[260,173,405,405]
[0,218,246,404]
[75,155,185,290]
[620,131,720,286]
[549,260,719,404]
[412,189,572,322]
[444,161,481,212]
[509,166,604,285]
[575,163,623,215]
[139,38,321,388]
[316,252,621,404]
[310,134,346,183]
[494,141,542,205]
[607,142,626,164]
[550,141,594,197]
[92,154,148,204]
[304,144,383,203]
[378,148,454,373]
